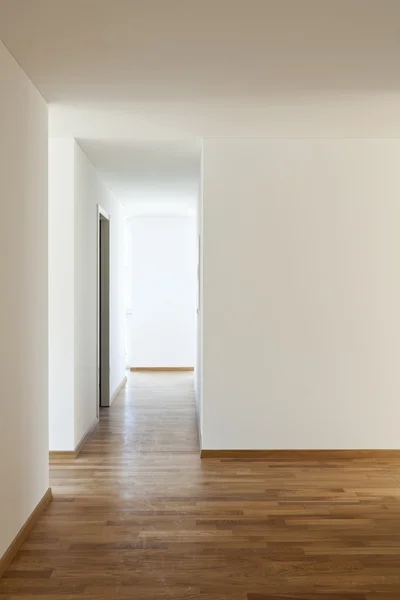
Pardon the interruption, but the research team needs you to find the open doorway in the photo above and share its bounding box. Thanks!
[97,205,110,410]
[125,211,197,371]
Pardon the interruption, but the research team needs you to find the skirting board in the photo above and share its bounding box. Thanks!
[110,375,127,405]
[0,487,52,578]
[49,417,99,461]
[194,399,202,448]
[197,417,202,449]
[200,449,400,459]
[49,450,76,460]
[130,367,194,372]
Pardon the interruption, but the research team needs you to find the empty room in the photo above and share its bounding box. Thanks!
[1,2,400,599]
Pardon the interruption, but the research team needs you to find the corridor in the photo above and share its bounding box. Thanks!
[2,373,400,599]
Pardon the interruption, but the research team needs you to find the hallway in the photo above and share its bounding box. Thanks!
[2,373,400,599]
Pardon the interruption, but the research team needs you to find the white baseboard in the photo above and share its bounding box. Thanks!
[110,376,127,405]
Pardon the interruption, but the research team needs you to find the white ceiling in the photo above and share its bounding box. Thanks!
[1,0,400,104]
[2,1,400,204]
[78,139,201,210]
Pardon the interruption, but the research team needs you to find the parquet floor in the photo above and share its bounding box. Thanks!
[2,372,400,599]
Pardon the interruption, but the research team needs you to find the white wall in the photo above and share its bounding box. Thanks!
[0,42,49,557]
[50,95,400,140]
[74,142,126,445]
[127,216,196,368]
[194,175,203,438]
[49,138,75,450]
[48,138,126,450]
[203,138,400,450]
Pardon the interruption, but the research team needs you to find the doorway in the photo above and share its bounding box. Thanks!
[97,205,110,410]
[125,214,197,370]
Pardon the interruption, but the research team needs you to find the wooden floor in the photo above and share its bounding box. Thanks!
[2,372,400,599]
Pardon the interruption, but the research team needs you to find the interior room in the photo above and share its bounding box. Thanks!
[2,2,400,598]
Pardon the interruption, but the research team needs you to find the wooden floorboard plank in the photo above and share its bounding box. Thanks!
[1,371,400,598]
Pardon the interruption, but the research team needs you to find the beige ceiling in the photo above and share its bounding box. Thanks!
[1,0,400,104]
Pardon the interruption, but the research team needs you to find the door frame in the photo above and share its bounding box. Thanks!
[96,204,111,415]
